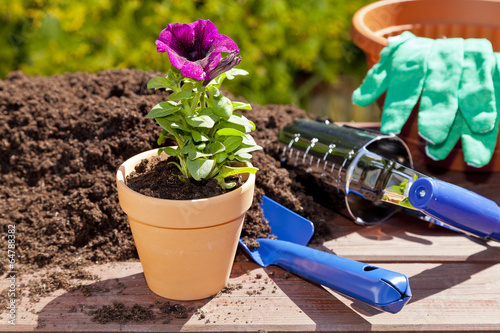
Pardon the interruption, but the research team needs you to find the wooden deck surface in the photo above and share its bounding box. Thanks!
[2,163,500,332]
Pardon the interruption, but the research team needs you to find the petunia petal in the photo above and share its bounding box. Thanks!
[202,52,222,78]
[168,22,195,50]
[212,34,239,54]
[155,19,240,78]
[180,60,206,81]
[156,30,183,54]
[192,20,217,48]
[156,23,194,57]
[168,52,187,71]
[181,52,221,80]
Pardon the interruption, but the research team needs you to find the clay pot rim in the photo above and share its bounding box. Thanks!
[116,148,254,204]
[116,148,256,229]
[351,0,391,49]
[351,0,500,66]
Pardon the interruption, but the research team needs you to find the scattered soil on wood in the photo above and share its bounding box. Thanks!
[0,69,339,310]
[89,301,156,324]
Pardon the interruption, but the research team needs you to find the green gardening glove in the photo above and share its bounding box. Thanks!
[426,52,500,167]
[353,31,435,134]
[352,31,415,107]
[418,38,464,145]
[458,39,497,134]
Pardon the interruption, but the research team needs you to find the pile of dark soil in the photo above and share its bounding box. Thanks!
[0,69,337,275]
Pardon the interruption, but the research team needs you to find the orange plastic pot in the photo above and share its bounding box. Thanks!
[116,149,255,300]
[351,0,500,172]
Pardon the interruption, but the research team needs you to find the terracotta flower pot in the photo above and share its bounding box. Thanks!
[116,149,255,300]
[351,0,500,172]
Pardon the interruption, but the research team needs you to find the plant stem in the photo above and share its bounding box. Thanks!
[181,100,191,112]
[190,83,203,115]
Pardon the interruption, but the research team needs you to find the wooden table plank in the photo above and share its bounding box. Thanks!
[1,259,500,332]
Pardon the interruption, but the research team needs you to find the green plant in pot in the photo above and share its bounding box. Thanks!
[116,19,261,300]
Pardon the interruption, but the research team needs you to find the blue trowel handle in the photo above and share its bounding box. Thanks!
[409,178,500,241]
[257,239,411,313]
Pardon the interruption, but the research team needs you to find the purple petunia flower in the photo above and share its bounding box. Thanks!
[156,19,240,81]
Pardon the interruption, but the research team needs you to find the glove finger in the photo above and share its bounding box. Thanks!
[352,31,416,107]
[381,36,434,134]
[458,39,497,133]
[425,111,464,161]
[464,53,500,167]
[352,59,390,107]
[461,129,499,167]
[418,38,463,144]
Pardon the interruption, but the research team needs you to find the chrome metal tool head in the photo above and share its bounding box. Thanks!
[279,119,500,242]
[278,119,414,225]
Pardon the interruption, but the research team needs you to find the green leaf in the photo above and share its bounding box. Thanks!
[147,101,181,118]
[219,120,247,134]
[242,133,258,146]
[186,115,215,128]
[235,145,263,155]
[187,158,215,180]
[232,101,252,110]
[156,115,188,133]
[157,129,170,145]
[215,151,228,163]
[206,85,220,98]
[197,107,219,123]
[227,113,254,132]
[213,95,233,118]
[159,147,178,157]
[169,82,194,100]
[225,68,249,80]
[217,165,258,179]
[147,76,173,90]
[400,198,415,209]
[222,137,243,152]
[206,141,225,155]
[389,185,402,195]
[180,142,193,154]
[216,128,247,137]
[234,152,252,161]
[248,120,256,131]
[208,73,226,88]
[191,130,209,142]
[188,147,212,160]
[222,182,237,190]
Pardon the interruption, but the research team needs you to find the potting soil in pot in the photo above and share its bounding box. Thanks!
[0,69,338,292]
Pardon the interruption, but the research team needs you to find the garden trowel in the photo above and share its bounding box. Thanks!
[278,119,500,242]
[239,195,412,314]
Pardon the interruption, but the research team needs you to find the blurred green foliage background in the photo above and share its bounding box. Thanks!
[1,0,376,120]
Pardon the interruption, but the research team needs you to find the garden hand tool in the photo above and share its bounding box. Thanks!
[239,195,412,314]
[278,119,500,241]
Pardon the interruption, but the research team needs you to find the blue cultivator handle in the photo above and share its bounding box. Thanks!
[409,178,500,241]
[256,238,412,313]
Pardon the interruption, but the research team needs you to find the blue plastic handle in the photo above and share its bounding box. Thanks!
[409,178,500,241]
[256,238,412,313]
